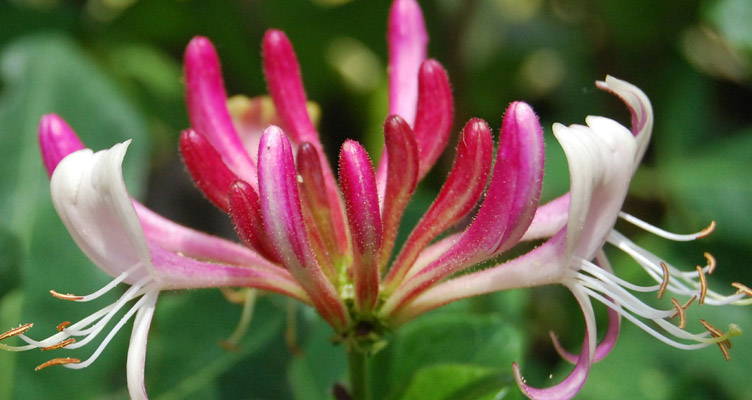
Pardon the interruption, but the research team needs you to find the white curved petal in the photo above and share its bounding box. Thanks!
[596,76,654,165]
[127,290,158,400]
[554,117,637,260]
[50,141,152,281]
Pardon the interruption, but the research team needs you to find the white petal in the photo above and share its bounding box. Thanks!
[127,291,158,400]
[553,117,636,260]
[50,141,152,281]
[596,76,654,165]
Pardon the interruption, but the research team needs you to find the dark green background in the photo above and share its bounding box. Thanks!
[0,0,750,398]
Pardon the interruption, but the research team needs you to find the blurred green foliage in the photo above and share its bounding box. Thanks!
[0,0,750,399]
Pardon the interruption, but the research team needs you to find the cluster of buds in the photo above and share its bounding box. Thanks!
[1,1,749,399]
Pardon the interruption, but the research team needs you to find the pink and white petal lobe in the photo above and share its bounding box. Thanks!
[184,37,257,187]
[522,194,570,242]
[554,118,636,259]
[50,142,152,282]
[595,76,653,163]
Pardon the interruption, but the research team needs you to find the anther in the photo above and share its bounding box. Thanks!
[41,338,76,351]
[696,221,716,239]
[56,321,72,332]
[696,266,708,305]
[731,282,752,297]
[670,298,686,329]
[704,252,716,274]
[34,357,81,371]
[50,290,83,301]
[0,323,33,341]
[657,262,670,299]
[681,295,696,310]
[699,319,731,361]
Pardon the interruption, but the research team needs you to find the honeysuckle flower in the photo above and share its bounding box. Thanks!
[0,115,309,400]
[394,76,749,400]
[175,0,544,352]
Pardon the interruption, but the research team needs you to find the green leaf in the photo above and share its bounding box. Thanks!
[381,312,523,399]
[400,363,511,400]
[0,33,149,398]
[288,310,346,400]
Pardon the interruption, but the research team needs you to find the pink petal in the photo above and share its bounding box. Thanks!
[258,126,348,329]
[38,114,85,176]
[339,140,382,313]
[179,129,241,213]
[379,116,419,270]
[228,180,280,263]
[384,118,492,290]
[413,60,454,180]
[184,36,257,187]
[388,0,428,125]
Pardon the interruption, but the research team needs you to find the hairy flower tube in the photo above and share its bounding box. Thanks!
[2,0,749,399]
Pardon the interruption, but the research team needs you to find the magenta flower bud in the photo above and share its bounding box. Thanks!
[179,129,240,213]
[339,140,382,313]
[185,36,257,188]
[38,114,85,176]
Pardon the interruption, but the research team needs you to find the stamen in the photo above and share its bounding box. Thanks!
[35,357,80,371]
[670,298,686,329]
[732,282,752,297]
[49,290,83,301]
[681,295,697,310]
[696,266,707,305]
[696,221,716,239]
[0,323,33,341]
[618,212,716,241]
[658,262,670,299]
[699,319,731,360]
[704,252,716,274]
[56,322,72,332]
[40,338,76,351]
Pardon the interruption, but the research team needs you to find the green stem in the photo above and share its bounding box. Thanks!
[347,348,371,400]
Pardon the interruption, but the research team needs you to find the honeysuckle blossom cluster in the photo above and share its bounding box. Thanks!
[1,0,749,399]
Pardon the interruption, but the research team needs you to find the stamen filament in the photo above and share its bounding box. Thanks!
[49,265,141,303]
[618,212,715,241]
[670,298,685,328]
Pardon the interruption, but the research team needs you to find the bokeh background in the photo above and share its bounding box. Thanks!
[1,0,751,399]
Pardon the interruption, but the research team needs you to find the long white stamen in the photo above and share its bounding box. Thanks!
[618,212,715,241]
[607,231,749,305]
[577,274,674,319]
[580,260,660,292]
[65,292,153,369]
[583,288,713,350]
[70,281,149,337]
[69,264,143,302]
